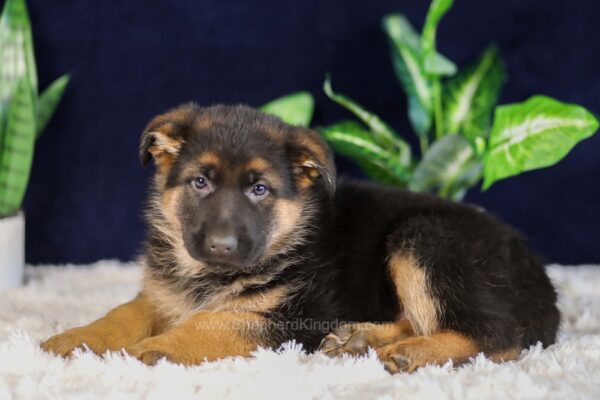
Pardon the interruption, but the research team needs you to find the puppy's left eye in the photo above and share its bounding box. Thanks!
[192,176,208,190]
[250,183,269,197]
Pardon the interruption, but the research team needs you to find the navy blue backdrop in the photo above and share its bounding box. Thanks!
[22,0,600,264]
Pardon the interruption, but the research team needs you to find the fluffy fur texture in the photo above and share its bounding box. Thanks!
[0,262,598,399]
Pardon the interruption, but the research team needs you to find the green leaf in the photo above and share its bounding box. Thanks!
[319,120,411,185]
[444,45,505,140]
[0,78,36,215]
[0,0,38,98]
[260,91,314,127]
[419,0,457,140]
[37,74,70,136]
[483,95,599,189]
[354,159,408,186]
[421,0,456,77]
[382,14,432,136]
[424,52,457,76]
[409,134,480,199]
[323,76,411,165]
[446,161,483,200]
[422,0,454,55]
[0,0,37,153]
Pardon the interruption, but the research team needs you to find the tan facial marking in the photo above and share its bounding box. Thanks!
[161,187,183,223]
[245,157,270,171]
[266,198,303,255]
[196,151,221,167]
[244,158,284,189]
[176,152,221,183]
[154,186,206,276]
[388,253,440,336]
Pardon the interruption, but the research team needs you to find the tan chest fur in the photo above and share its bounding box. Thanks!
[142,268,289,327]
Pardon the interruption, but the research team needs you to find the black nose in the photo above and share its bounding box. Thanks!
[206,234,238,256]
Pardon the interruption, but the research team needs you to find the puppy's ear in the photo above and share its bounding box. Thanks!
[140,104,198,168]
[139,126,184,168]
[288,128,336,196]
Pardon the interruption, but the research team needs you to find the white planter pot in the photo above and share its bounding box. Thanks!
[0,212,25,290]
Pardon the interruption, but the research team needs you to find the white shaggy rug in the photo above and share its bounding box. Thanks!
[0,261,599,400]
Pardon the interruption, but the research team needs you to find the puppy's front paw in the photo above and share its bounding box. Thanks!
[41,328,108,357]
[376,337,438,374]
[126,339,176,366]
[380,351,414,374]
[319,323,379,357]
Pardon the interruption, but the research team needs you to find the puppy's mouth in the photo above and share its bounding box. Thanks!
[190,251,266,275]
[203,260,252,272]
[208,261,263,275]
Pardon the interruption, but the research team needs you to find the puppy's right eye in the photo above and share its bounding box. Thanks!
[192,176,208,190]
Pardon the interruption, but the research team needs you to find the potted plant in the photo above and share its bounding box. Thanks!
[0,0,69,289]
[262,0,598,200]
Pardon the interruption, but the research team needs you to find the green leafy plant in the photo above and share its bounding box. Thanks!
[0,0,69,216]
[261,92,314,128]
[262,0,598,200]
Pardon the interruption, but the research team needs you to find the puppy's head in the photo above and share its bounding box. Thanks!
[141,103,335,273]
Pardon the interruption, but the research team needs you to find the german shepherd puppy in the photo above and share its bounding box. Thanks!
[42,104,559,373]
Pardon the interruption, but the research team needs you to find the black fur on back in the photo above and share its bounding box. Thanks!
[269,180,559,352]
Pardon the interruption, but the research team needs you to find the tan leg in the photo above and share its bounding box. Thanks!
[321,253,521,373]
[377,332,520,373]
[41,293,165,357]
[125,311,270,365]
